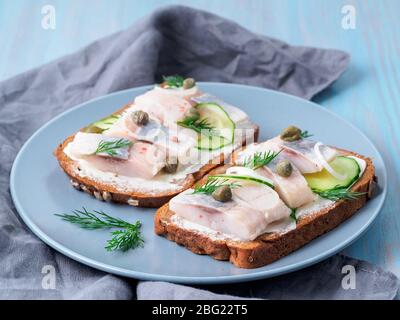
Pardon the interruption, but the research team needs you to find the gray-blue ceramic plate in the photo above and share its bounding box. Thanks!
[10,83,386,284]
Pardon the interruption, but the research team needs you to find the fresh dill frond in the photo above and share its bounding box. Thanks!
[55,208,144,252]
[162,75,185,88]
[313,187,366,201]
[105,222,144,252]
[55,207,132,229]
[243,150,281,170]
[290,208,297,222]
[177,116,216,135]
[300,130,313,139]
[94,138,132,157]
[192,177,241,195]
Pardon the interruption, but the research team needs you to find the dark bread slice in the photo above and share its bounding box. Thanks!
[54,103,259,208]
[154,149,376,268]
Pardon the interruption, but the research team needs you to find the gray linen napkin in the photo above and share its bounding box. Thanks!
[138,255,399,300]
[0,5,397,300]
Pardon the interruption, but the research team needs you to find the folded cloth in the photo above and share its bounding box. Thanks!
[137,255,399,300]
[0,5,397,300]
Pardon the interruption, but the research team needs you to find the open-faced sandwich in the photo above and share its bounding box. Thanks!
[55,76,258,207]
[155,125,377,268]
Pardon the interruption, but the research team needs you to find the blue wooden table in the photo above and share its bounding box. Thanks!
[2,0,400,282]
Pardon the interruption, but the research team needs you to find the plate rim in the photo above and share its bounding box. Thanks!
[10,82,387,284]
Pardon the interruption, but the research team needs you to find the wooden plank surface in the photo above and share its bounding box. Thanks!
[1,0,400,280]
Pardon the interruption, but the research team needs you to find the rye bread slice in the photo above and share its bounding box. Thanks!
[154,149,376,268]
[54,103,259,208]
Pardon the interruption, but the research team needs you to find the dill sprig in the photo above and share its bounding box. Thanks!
[94,138,132,157]
[177,116,216,136]
[162,75,185,88]
[105,226,143,252]
[290,208,297,222]
[55,208,144,252]
[300,130,313,139]
[243,150,281,170]
[313,187,366,201]
[193,177,241,195]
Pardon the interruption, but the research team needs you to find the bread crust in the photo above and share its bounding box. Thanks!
[54,104,259,208]
[154,149,376,268]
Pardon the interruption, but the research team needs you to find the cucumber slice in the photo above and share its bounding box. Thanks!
[195,103,235,150]
[304,156,360,191]
[197,135,231,151]
[211,174,274,189]
[84,114,120,133]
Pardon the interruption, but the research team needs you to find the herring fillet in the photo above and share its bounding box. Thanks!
[170,182,291,241]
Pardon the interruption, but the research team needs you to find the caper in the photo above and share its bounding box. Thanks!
[183,78,196,89]
[212,185,232,202]
[280,125,301,142]
[275,160,293,177]
[163,157,179,173]
[131,110,149,126]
